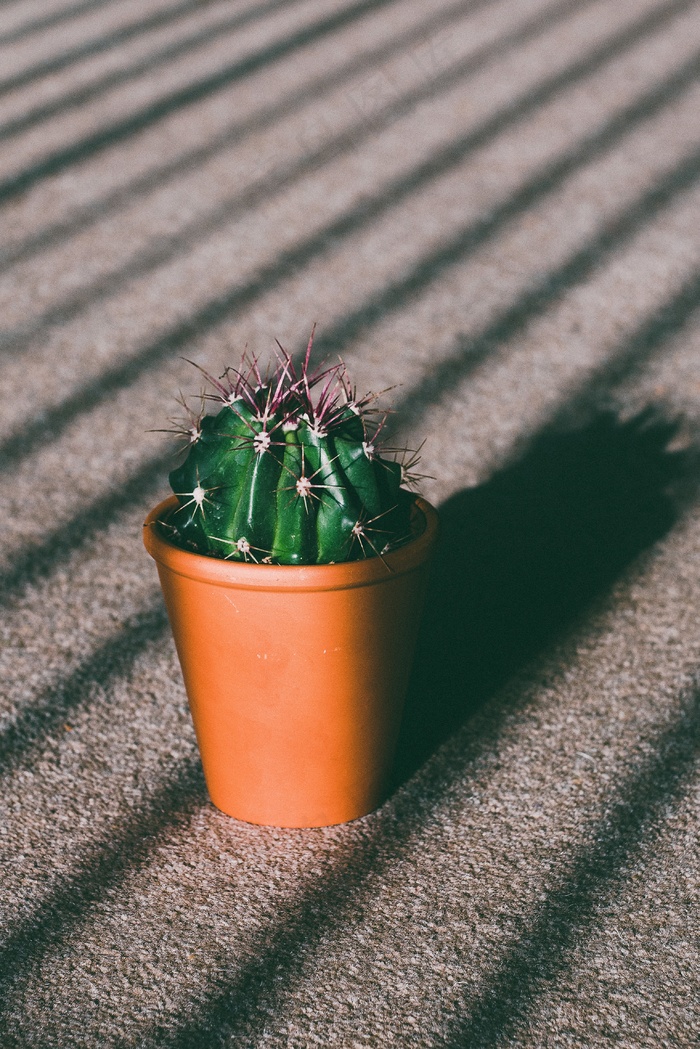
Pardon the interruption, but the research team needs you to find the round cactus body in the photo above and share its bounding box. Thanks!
[163,334,420,565]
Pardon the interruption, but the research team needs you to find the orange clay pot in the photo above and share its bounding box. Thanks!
[143,495,438,827]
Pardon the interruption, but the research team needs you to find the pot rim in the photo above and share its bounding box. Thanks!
[144,495,438,592]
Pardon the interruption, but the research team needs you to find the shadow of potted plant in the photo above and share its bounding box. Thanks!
[394,406,690,785]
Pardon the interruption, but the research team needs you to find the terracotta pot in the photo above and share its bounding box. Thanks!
[143,495,438,827]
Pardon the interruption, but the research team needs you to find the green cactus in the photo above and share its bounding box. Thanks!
[162,329,423,565]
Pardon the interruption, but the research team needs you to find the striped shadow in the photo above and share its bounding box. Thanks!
[1,153,698,616]
[0,0,325,139]
[440,685,700,1048]
[0,0,612,348]
[0,0,514,272]
[0,755,207,1011]
[0,0,294,99]
[0,279,695,1024]
[0,601,169,775]
[147,680,700,1048]
[388,141,700,434]
[0,0,120,49]
[0,0,412,203]
[2,36,698,478]
[0,264,696,846]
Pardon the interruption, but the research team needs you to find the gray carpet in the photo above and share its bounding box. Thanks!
[1,0,699,1044]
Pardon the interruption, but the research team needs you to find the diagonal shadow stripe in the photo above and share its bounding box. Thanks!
[0,0,294,100]
[0,0,319,139]
[312,111,700,362]
[0,450,172,610]
[440,688,700,1048]
[0,281,695,1026]
[0,161,698,618]
[4,0,663,355]
[130,286,700,1046]
[0,601,169,775]
[0,0,411,204]
[5,274,692,770]
[0,0,519,272]
[2,29,698,478]
[0,0,119,49]
[139,682,700,1048]
[388,145,700,434]
[1,279,694,780]
[0,755,207,1010]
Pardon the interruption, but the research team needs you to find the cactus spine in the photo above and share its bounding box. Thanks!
[164,330,420,565]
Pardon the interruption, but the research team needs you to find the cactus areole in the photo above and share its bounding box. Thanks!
[160,328,426,566]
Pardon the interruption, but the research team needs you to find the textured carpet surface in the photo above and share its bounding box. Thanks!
[1,0,699,1045]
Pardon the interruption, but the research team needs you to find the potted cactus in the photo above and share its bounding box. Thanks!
[143,329,438,827]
